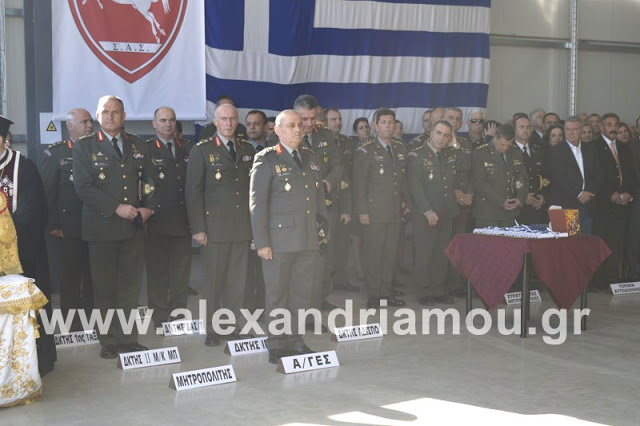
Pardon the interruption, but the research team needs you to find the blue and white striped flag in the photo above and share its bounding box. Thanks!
[204,0,490,135]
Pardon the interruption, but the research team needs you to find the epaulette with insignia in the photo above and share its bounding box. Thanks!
[411,144,425,152]
[475,143,489,150]
[78,133,94,141]
[49,140,66,150]
[262,146,278,154]
[197,138,212,146]
[301,145,314,152]
[145,137,155,144]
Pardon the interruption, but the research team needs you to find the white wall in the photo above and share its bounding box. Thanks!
[488,0,640,124]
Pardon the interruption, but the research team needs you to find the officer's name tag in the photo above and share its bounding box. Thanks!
[331,323,383,342]
[610,282,640,295]
[118,347,181,370]
[169,365,236,391]
[277,350,340,374]
[54,330,99,348]
[504,290,542,305]
[161,319,206,336]
[224,337,268,355]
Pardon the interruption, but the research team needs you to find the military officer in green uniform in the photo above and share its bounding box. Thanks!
[353,108,408,308]
[325,107,359,292]
[267,95,343,313]
[42,108,95,331]
[72,95,157,359]
[513,116,548,225]
[471,124,529,228]
[407,121,459,305]
[250,109,328,364]
[144,107,194,327]
[186,103,255,347]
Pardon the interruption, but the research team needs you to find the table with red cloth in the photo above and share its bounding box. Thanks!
[445,234,611,335]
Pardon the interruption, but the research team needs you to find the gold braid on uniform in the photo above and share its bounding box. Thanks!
[0,191,23,276]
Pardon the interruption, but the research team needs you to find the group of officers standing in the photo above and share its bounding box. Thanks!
[42,93,635,365]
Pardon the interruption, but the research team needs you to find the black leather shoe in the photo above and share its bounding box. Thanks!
[321,300,338,311]
[204,333,220,346]
[391,288,405,297]
[418,296,434,306]
[268,349,290,364]
[334,282,360,292]
[225,332,255,341]
[433,295,455,304]
[100,345,118,359]
[382,296,406,307]
[117,342,148,353]
[292,345,315,355]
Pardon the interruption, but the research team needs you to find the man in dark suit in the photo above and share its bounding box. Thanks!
[250,109,328,364]
[471,124,529,227]
[42,108,94,332]
[513,116,547,224]
[592,113,636,288]
[529,108,545,149]
[73,95,157,359]
[186,103,255,346]
[145,107,193,328]
[198,95,248,142]
[545,116,601,235]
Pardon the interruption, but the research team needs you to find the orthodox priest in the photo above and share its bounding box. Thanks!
[0,115,56,375]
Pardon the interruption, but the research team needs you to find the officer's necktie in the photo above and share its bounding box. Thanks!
[167,142,174,159]
[436,151,443,170]
[522,145,530,160]
[386,144,394,164]
[292,150,303,170]
[502,152,508,165]
[227,140,237,161]
[111,137,122,159]
[303,134,311,149]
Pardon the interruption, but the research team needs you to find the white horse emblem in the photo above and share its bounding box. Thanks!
[82,0,171,43]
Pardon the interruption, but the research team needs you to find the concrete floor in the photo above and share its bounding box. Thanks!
[3,259,640,425]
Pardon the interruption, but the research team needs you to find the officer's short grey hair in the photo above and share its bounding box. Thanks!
[293,94,318,112]
[96,95,124,114]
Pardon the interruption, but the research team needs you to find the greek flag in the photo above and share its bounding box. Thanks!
[204,0,490,135]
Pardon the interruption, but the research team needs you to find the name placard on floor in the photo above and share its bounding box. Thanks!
[504,290,542,305]
[54,330,100,348]
[331,323,383,342]
[224,337,268,355]
[277,351,340,374]
[118,347,181,370]
[170,365,236,391]
[611,282,640,295]
[161,319,206,336]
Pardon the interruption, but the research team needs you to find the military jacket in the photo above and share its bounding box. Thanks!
[407,143,459,218]
[145,137,193,236]
[41,140,83,238]
[72,130,157,242]
[267,126,343,197]
[353,137,408,223]
[250,143,327,253]
[471,143,529,222]
[185,133,255,242]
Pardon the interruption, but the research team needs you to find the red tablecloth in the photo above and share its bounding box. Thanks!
[445,234,611,310]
